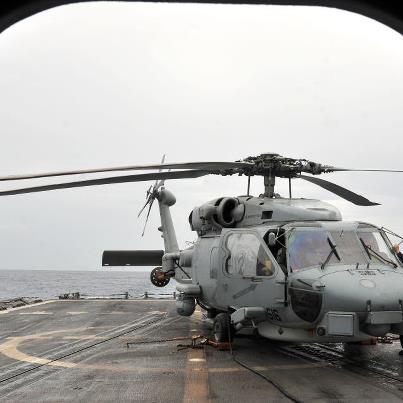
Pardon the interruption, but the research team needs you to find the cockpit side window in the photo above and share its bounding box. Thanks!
[358,230,399,265]
[225,233,275,277]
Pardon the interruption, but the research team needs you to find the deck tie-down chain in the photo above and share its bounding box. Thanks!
[126,334,232,351]
[377,335,400,344]
[126,330,300,402]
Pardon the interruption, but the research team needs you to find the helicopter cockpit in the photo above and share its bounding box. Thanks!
[283,224,401,272]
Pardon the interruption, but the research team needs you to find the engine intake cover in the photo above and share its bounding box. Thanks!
[215,197,239,227]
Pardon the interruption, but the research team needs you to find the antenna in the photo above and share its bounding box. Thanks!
[288,177,292,198]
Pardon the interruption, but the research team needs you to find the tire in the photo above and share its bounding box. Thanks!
[206,309,217,319]
[213,313,234,343]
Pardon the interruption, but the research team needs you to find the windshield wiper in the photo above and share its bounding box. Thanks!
[359,238,397,268]
[321,237,341,270]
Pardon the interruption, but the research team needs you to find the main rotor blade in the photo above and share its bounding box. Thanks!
[0,170,210,196]
[299,175,380,206]
[329,168,403,173]
[0,161,251,182]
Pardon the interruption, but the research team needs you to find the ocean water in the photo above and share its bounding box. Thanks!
[0,269,176,300]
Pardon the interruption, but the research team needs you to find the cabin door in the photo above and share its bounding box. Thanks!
[215,231,283,310]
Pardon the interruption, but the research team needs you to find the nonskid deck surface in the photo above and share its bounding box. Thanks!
[0,300,403,403]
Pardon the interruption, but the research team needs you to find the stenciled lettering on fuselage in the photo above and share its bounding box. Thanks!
[266,308,282,322]
[358,270,377,276]
[232,283,258,299]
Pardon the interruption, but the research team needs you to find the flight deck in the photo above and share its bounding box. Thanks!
[1,299,403,402]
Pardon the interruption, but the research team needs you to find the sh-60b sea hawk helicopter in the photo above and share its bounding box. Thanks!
[1,153,403,345]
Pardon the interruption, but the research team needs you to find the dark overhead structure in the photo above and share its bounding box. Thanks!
[102,250,164,266]
[0,1,403,36]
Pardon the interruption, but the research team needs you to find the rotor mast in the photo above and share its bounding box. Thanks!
[259,153,279,198]
[263,171,276,198]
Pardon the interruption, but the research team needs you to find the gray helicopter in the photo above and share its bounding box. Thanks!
[1,153,403,345]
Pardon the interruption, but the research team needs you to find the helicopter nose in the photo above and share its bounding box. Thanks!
[320,269,403,336]
[321,269,403,313]
[289,268,403,336]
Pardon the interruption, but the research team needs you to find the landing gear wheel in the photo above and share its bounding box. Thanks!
[150,267,170,287]
[213,313,234,343]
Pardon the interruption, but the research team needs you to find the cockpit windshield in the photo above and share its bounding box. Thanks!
[287,228,397,272]
[288,230,338,272]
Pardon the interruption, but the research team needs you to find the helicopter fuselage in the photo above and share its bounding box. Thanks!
[174,194,403,343]
[187,226,403,342]
[103,189,403,343]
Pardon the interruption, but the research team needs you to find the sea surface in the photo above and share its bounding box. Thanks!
[0,269,176,300]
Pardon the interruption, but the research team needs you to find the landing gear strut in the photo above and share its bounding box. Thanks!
[150,267,170,287]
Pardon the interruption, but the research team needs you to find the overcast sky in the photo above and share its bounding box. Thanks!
[0,2,402,270]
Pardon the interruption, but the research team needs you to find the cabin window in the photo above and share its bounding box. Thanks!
[225,233,274,277]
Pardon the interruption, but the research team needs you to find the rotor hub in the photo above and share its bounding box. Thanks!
[240,153,332,178]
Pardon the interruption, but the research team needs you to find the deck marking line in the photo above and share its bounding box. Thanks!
[66,312,88,315]
[0,300,55,315]
[183,347,210,403]
[18,311,53,315]
[0,314,163,371]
